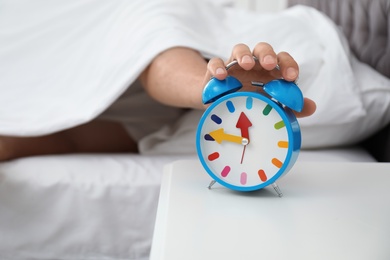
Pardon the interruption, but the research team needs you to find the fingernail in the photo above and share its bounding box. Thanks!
[216,67,225,75]
[286,67,298,79]
[241,55,253,64]
[263,55,276,65]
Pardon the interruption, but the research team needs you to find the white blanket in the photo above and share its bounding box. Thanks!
[0,0,366,139]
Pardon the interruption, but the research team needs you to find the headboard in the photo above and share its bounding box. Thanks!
[288,0,390,162]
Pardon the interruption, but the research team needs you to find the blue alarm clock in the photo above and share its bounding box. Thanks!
[196,58,303,196]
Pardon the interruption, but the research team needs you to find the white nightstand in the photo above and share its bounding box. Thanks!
[150,160,390,260]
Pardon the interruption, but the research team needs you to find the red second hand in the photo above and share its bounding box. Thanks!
[240,145,247,164]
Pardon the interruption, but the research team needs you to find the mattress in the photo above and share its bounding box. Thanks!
[0,148,375,260]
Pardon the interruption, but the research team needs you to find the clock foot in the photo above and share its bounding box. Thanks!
[272,183,283,197]
[208,180,216,189]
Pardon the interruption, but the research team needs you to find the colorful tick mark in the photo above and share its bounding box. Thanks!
[226,100,235,113]
[240,172,247,185]
[208,152,219,161]
[263,104,272,116]
[258,169,268,182]
[272,158,283,168]
[274,120,285,130]
[211,114,222,124]
[278,141,288,148]
[204,134,214,141]
[246,97,253,110]
[221,166,231,177]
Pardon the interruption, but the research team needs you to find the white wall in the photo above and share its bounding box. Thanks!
[233,0,287,12]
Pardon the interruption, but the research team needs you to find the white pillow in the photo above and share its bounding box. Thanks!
[300,54,390,148]
[140,50,390,153]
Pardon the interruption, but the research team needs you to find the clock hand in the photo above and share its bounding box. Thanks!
[240,145,247,164]
[236,112,252,142]
[237,112,251,164]
[209,128,246,144]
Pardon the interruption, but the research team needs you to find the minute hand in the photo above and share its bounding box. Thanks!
[236,112,252,141]
[209,128,244,144]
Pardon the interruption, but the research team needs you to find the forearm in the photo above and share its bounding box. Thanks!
[139,47,208,110]
[139,44,316,117]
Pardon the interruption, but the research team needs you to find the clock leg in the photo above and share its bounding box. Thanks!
[208,180,217,189]
[272,182,283,197]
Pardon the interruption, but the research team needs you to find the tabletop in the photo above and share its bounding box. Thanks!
[150,160,390,260]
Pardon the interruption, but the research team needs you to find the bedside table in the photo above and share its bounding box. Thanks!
[150,160,390,260]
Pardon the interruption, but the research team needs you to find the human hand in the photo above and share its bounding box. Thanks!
[203,42,316,118]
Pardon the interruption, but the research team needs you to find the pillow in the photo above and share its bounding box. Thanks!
[139,54,390,153]
[300,53,390,148]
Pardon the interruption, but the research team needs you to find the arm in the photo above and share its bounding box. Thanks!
[139,47,208,110]
[139,44,316,117]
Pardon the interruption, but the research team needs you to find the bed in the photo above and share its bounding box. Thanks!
[0,0,389,260]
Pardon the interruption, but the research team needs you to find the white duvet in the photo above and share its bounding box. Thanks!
[0,0,368,142]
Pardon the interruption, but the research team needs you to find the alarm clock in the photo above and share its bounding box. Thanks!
[196,58,304,196]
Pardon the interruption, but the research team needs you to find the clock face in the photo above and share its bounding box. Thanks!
[196,91,301,191]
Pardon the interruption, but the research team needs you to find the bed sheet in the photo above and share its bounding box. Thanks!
[0,148,375,260]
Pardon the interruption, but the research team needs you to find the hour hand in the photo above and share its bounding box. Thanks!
[209,128,247,145]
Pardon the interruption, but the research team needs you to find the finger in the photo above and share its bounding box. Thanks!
[294,98,317,118]
[206,57,227,80]
[277,51,299,82]
[252,42,278,71]
[229,43,255,71]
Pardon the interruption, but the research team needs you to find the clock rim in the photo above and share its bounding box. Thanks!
[196,91,301,192]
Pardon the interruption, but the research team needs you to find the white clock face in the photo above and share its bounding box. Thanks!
[196,91,300,191]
